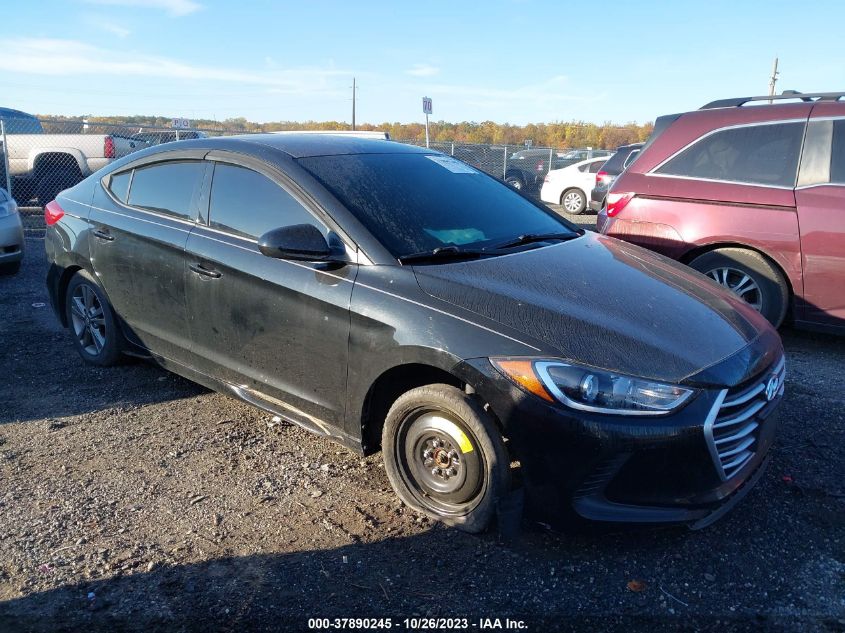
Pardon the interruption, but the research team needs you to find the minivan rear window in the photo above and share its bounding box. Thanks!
[656,122,805,188]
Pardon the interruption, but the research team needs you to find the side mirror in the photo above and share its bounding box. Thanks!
[258,224,340,262]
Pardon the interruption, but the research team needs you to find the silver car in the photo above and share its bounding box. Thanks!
[0,187,23,274]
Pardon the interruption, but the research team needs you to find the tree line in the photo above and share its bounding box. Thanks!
[37,114,654,149]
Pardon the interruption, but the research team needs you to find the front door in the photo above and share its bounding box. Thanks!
[184,160,356,431]
[88,159,207,362]
[795,112,845,326]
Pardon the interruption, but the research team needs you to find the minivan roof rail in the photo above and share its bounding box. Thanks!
[700,91,845,109]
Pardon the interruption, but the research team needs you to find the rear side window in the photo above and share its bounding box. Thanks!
[588,161,605,173]
[108,171,131,202]
[656,122,804,187]
[831,120,845,184]
[208,163,321,239]
[127,161,204,219]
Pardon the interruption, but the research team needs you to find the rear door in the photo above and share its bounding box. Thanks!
[89,155,207,363]
[184,156,356,431]
[795,106,845,326]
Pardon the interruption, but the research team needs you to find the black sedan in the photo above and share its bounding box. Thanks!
[44,135,784,532]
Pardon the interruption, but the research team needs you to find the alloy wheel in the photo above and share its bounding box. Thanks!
[562,190,584,213]
[706,267,763,311]
[69,284,107,356]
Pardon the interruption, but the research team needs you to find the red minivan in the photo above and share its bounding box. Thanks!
[598,91,845,333]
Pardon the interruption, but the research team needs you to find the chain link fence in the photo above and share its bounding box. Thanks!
[0,115,612,234]
[0,115,249,234]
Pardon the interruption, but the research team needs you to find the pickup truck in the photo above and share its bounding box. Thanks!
[0,108,142,204]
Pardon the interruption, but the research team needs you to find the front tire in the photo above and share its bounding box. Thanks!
[560,188,586,214]
[689,248,789,327]
[382,384,510,533]
[64,270,125,366]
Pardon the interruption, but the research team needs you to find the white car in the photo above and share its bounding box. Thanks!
[540,156,610,214]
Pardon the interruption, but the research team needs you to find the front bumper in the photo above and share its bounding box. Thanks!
[0,213,24,263]
[455,353,783,529]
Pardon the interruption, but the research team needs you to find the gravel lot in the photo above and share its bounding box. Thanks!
[0,230,843,633]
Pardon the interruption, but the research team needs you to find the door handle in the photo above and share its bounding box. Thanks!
[92,228,115,242]
[189,263,222,279]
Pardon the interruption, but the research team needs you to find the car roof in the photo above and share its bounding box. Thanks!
[218,133,434,158]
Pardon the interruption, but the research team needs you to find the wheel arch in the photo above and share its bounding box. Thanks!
[32,151,84,179]
[54,264,86,327]
[503,169,526,184]
[679,241,797,314]
[360,362,466,455]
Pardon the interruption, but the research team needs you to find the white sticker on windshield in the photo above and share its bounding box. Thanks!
[425,155,480,174]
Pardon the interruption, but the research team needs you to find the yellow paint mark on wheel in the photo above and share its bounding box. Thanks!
[432,417,475,453]
[455,429,474,454]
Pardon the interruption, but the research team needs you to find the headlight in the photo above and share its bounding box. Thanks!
[491,358,695,416]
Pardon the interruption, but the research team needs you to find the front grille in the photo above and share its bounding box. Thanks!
[705,356,785,481]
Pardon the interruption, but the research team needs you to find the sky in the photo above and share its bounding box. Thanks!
[2,0,844,126]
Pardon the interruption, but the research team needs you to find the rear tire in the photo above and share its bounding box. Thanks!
[560,188,586,214]
[505,175,524,191]
[689,248,789,327]
[64,270,125,366]
[382,384,510,533]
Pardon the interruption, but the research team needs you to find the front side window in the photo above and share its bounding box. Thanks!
[298,152,577,258]
[127,161,205,219]
[208,163,321,239]
[831,120,845,184]
[655,122,805,187]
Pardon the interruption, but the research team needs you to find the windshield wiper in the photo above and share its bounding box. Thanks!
[398,245,490,265]
[490,231,580,251]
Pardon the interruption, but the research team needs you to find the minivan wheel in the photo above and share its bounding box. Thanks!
[689,248,789,327]
[65,271,124,366]
[382,384,510,533]
[560,188,586,214]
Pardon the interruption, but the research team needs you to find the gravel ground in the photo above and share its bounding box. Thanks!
[0,234,843,633]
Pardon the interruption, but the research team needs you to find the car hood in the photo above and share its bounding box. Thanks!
[413,233,774,384]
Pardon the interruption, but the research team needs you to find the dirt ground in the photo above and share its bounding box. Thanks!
[0,234,843,633]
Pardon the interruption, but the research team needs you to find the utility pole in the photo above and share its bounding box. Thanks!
[351,77,356,131]
[768,57,779,103]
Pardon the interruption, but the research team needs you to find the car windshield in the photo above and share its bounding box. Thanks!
[298,152,578,258]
